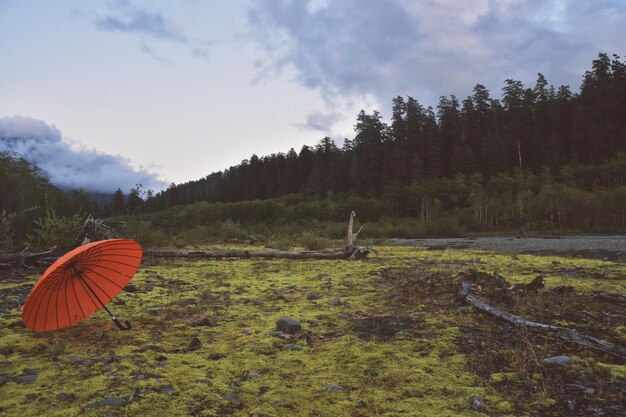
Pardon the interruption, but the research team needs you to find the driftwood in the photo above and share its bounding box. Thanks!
[458,280,626,360]
[146,246,373,261]
[346,211,363,248]
[0,248,58,269]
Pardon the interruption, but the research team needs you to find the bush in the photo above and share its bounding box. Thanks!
[299,232,330,250]
[26,208,83,251]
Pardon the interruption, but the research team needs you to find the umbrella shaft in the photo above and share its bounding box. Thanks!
[76,275,117,320]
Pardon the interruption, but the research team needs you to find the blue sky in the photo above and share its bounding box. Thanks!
[1,0,624,192]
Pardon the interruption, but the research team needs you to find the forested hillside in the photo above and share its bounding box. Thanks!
[149,53,625,209]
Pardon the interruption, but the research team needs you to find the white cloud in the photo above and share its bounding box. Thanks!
[0,115,166,193]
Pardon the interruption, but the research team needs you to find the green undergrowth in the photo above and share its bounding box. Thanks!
[0,246,624,416]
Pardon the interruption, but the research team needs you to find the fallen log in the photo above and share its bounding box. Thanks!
[0,248,58,269]
[145,246,374,260]
[458,280,626,360]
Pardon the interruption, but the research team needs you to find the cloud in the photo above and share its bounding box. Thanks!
[96,9,188,43]
[248,0,626,108]
[94,2,215,62]
[293,111,342,134]
[0,116,166,193]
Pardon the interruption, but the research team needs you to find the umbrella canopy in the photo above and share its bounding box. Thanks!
[22,238,142,332]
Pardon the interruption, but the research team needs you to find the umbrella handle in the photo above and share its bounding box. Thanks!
[112,317,132,331]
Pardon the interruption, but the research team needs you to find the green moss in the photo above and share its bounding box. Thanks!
[1,245,624,416]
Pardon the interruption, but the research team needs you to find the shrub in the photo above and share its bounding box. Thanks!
[299,232,330,250]
[26,208,83,251]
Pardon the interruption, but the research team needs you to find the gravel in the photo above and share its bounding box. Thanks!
[386,235,626,260]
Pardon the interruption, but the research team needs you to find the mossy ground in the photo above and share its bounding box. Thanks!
[0,246,624,416]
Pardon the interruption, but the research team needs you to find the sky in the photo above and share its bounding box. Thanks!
[1,0,624,193]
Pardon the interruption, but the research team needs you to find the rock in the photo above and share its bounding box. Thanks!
[543,355,572,366]
[259,386,269,395]
[282,344,304,351]
[15,374,37,384]
[0,346,13,355]
[124,284,139,293]
[193,378,211,384]
[187,337,202,351]
[567,399,576,411]
[246,372,262,380]
[159,386,174,394]
[208,353,226,360]
[66,355,83,365]
[275,317,302,334]
[323,384,345,392]
[469,395,486,412]
[584,388,595,396]
[0,376,7,386]
[86,397,124,409]
[251,299,265,306]
[155,354,168,361]
[223,393,240,406]
[94,332,105,342]
[306,292,322,300]
[56,392,74,401]
[328,297,342,306]
[25,394,37,401]
[191,316,217,327]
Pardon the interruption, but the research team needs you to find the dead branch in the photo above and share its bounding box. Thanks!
[458,280,626,360]
[146,247,374,260]
[0,248,58,269]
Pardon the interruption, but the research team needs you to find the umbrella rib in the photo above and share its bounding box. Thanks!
[42,287,56,332]
[94,247,143,254]
[76,265,125,289]
[55,284,60,330]
[82,273,116,302]
[70,276,87,321]
[75,276,100,315]
[81,258,142,269]
[85,240,140,252]
[63,269,71,328]
[23,271,57,328]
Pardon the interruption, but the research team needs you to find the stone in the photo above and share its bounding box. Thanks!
[86,398,124,408]
[259,386,269,395]
[543,355,572,366]
[328,297,342,306]
[15,374,37,384]
[323,384,345,392]
[25,394,37,401]
[208,353,225,360]
[0,346,13,355]
[306,292,322,300]
[94,332,105,342]
[275,317,302,334]
[191,316,217,327]
[0,376,7,386]
[251,299,265,306]
[223,393,240,406]
[66,355,83,365]
[187,337,202,351]
[246,372,262,380]
[584,388,595,396]
[159,386,174,394]
[56,392,74,401]
[282,344,304,351]
[469,395,486,412]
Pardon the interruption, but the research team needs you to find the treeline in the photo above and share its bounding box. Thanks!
[144,53,626,210]
[0,152,98,251]
[135,154,626,238]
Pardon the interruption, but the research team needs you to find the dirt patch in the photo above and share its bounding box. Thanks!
[383,267,626,417]
[350,315,419,340]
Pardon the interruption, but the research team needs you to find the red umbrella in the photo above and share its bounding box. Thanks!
[21,239,142,332]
